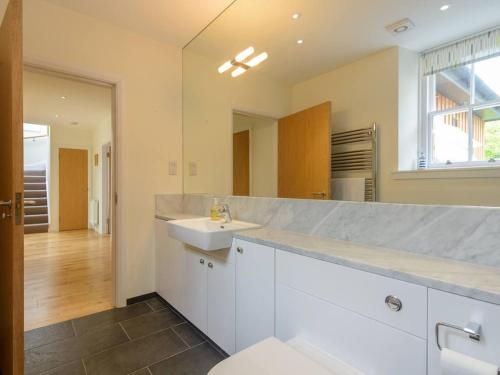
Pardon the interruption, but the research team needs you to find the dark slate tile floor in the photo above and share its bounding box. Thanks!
[25,298,225,375]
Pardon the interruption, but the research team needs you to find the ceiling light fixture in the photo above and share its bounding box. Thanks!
[297,39,304,45]
[292,13,300,20]
[440,4,450,11]
[55,114,59,118]
[385,18,415,35]
[218,46,268,78]
[235,46,255,62]
[60,96,67,100]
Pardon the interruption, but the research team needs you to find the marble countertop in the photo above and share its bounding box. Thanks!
[155,213,202,221]
[234,227,500,305]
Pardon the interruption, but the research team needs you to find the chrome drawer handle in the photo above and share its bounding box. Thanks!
[208,262,213,269]
[199,259,205,265]
[385,295,402,311]
[236,247,243,254]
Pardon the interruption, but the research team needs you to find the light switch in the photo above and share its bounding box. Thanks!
[189,162,197,176]
[168,160,177,175]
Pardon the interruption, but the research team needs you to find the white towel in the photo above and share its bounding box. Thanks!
[332,178,365,202]
[441,348,499,375]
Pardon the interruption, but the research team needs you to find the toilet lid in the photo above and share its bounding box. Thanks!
[208,337,336,375]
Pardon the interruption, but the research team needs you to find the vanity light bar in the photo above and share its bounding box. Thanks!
[218,47,268,78]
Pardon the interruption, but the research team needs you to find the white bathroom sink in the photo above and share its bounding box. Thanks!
[167,217,261,251]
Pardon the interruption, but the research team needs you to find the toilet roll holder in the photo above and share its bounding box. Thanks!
[435,321,481,351]
[436,321,500,374]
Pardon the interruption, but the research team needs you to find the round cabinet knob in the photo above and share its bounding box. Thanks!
[199,259,205,265]
[208,262,213,269]
[385,295,402,312]
[236,247,243,254]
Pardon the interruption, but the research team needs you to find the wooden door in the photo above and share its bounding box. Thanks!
[278,102,331,199]
[59,148,88,231]
[0,0,23,373]
[233,130,250,196]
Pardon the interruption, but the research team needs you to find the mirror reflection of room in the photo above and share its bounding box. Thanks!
[183,0,500,206]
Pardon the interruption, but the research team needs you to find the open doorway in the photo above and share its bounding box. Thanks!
[23,68,115,330]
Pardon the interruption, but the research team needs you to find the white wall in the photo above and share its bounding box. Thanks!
[24,0,183,302]
[233,113,277,197]
[183,50,291,195]
[91,116,112,234]
[24,136,49,170]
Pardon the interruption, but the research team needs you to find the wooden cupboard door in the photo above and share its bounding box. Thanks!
[278,102,331,199]
[207,256,235,354]
[0,1,24,374]
[233,130,250,196]
[183,248,207,333]
[59,148,88,231]
[235,240,275,352]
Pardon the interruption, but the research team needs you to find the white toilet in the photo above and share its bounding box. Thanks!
[208,337,364,375]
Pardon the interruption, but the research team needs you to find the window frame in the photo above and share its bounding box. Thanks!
[420,58,500,169]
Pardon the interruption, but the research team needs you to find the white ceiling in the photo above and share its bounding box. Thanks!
[186,0,500,84]
[23,70,112,132]
[43,0,236,47]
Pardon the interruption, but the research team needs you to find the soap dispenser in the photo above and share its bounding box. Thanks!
[210,198,220,221]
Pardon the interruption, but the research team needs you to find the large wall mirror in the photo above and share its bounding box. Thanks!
[183,0,500,206]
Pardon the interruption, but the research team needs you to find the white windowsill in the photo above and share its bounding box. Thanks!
[392,166,500,179]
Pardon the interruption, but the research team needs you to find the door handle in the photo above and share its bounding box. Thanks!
[312,192,326,199]
[0,200,12,208]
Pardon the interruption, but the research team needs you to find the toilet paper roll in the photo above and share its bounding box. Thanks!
[441,348,498,375]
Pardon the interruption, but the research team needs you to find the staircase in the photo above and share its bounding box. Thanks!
[24,169,49,234]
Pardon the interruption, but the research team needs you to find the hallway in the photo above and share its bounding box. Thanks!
[24,230,113,331]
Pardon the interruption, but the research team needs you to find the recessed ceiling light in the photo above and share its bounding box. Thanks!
[297,39,304,45]
[440,4,450,11]
[292,13,300,20]
[385,18,415,35]
[60,96,67,100]
[55,114,59,118]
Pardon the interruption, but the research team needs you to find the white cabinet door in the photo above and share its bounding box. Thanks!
[207,255,235,354]
[276,284,427,375]
[235,239,275,352]
[428,289,500,375]
[184,247,208,333]
[155,219,186,313]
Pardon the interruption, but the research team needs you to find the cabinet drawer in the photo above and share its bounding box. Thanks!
[276,250,427,338]
[276,284,427,375]
[428,289,500,375]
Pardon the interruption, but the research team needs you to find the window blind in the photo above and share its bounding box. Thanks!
[420,27,500,76]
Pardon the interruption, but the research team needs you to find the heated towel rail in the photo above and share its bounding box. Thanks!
[331,123,377,202]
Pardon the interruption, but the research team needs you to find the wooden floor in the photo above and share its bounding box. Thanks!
[24,229,113,331]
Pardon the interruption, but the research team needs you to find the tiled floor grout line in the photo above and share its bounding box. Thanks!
[70,319,77,337]
[170,325,191,348]
[137,345,194,372]
[147,367,153,375]
[81,358,88,375]
[118,322,133,341]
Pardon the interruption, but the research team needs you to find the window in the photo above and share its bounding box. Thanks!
[420,28,500,168]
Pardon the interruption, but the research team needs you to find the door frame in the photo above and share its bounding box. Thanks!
[23,59,125,307]
[102,142,111,235]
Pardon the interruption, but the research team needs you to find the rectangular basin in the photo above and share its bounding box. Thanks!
[167,217,261,251]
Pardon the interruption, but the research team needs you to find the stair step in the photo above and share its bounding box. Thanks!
[24,175,46,183]
[24,170,46,177]
[25,206,48,215]
[24,223,49,234]
[24,214,48,225]
[24,190,47,198]
[24,182,46,190]
[26,197,47,206]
